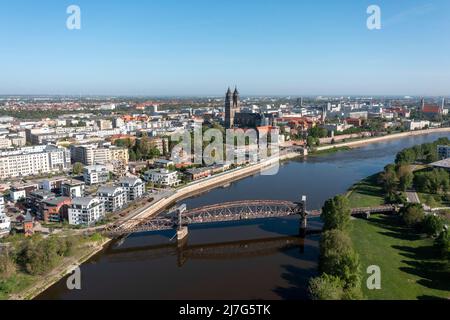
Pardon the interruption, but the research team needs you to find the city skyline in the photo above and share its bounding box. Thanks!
[1,0,450,96]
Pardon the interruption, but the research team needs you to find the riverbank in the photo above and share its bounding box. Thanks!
[6,237,111,300]
[316,127,450,152]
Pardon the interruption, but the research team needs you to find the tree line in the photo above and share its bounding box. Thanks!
[308,195,363,300]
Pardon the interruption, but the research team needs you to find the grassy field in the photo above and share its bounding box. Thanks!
[310,146,351,156]
[418,192,449,208]
[349,215,450,300]
[347,174,385,208]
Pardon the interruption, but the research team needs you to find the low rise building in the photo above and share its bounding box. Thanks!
[404,120,430,131]
[119,177,145,201]
[68,197,105,226]
[185,168,212,181]
[97,186,127,212]
[40,197,72,222]
[83,165,109,185]
[143,169,180,187]
[61,180,85,198]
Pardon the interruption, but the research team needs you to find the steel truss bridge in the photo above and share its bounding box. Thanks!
[105,200,398,237]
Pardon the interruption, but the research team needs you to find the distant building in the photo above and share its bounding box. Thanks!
[83,165,109,185]
[185,168,212,181]
[143,169,180,187]
[437,145,450,160]
[422,99,448,116]
[404,120,430,131]
[71,144,129,166]
[97,186,127,212]
[119,177,145,201]
[68,197,105,226]
[224,87,240,129]
[0,145,71,179]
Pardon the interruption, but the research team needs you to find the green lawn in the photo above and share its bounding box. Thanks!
[347,174,385,208]
[417,193,449,208]
[349,215,450,300]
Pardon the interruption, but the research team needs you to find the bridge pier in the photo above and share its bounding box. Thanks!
[177,226,189,246]
[298,195,307,238]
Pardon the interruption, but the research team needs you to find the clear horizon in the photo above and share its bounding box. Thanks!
[1,0,449,96]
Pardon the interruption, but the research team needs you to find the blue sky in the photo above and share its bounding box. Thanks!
[0,0,449,96]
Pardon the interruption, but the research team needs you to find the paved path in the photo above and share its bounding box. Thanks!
[406,190,421,204]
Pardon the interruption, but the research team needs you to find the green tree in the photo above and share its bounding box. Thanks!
[402,204,425,227]
[0,251,16,278]
[319,230,361,289]
[72,162,84,175]
[422,215,444,237]
[434,230,449,259]
[379,164,398,194]
[321,195,351,231]
[308,274,344,300]
[397,166,413,191]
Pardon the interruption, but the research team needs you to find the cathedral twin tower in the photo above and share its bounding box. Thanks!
[224,87,240,129]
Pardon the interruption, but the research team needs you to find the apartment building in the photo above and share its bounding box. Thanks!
[71,144,129,166]
[61,180,85,198]
[68,197,105,226]
[83,165,109,185]
[97,186,127,212]
[143,169,180,187]
[0,145,71,180]
[119,177,145,201]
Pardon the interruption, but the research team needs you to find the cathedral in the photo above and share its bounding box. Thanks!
[224,87,240,128]
[224,87,275,129]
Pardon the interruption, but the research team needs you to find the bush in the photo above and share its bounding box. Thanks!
[0,251,16,277]
[402,204,425,227]
[308,274,344,300]
[422,215,445,237]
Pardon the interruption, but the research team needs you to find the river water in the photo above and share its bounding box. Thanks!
[37,132,449,300]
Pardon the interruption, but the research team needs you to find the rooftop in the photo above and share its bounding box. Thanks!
[430,158,450,169]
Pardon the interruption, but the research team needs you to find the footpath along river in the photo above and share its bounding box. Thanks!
[37,132,449,300]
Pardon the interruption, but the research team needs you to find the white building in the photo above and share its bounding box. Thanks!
[61,180,85,198]
[0,196,10,235]
[83,165,109,185]
[143,169,180,187]
[9,188,26,202]
[404,120,430,131]
[119,177,145,201]
[0,145,71,179]
[97,186,127,212]
[68,197,105,226]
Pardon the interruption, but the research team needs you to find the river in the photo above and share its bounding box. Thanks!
[37,132,449,300]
